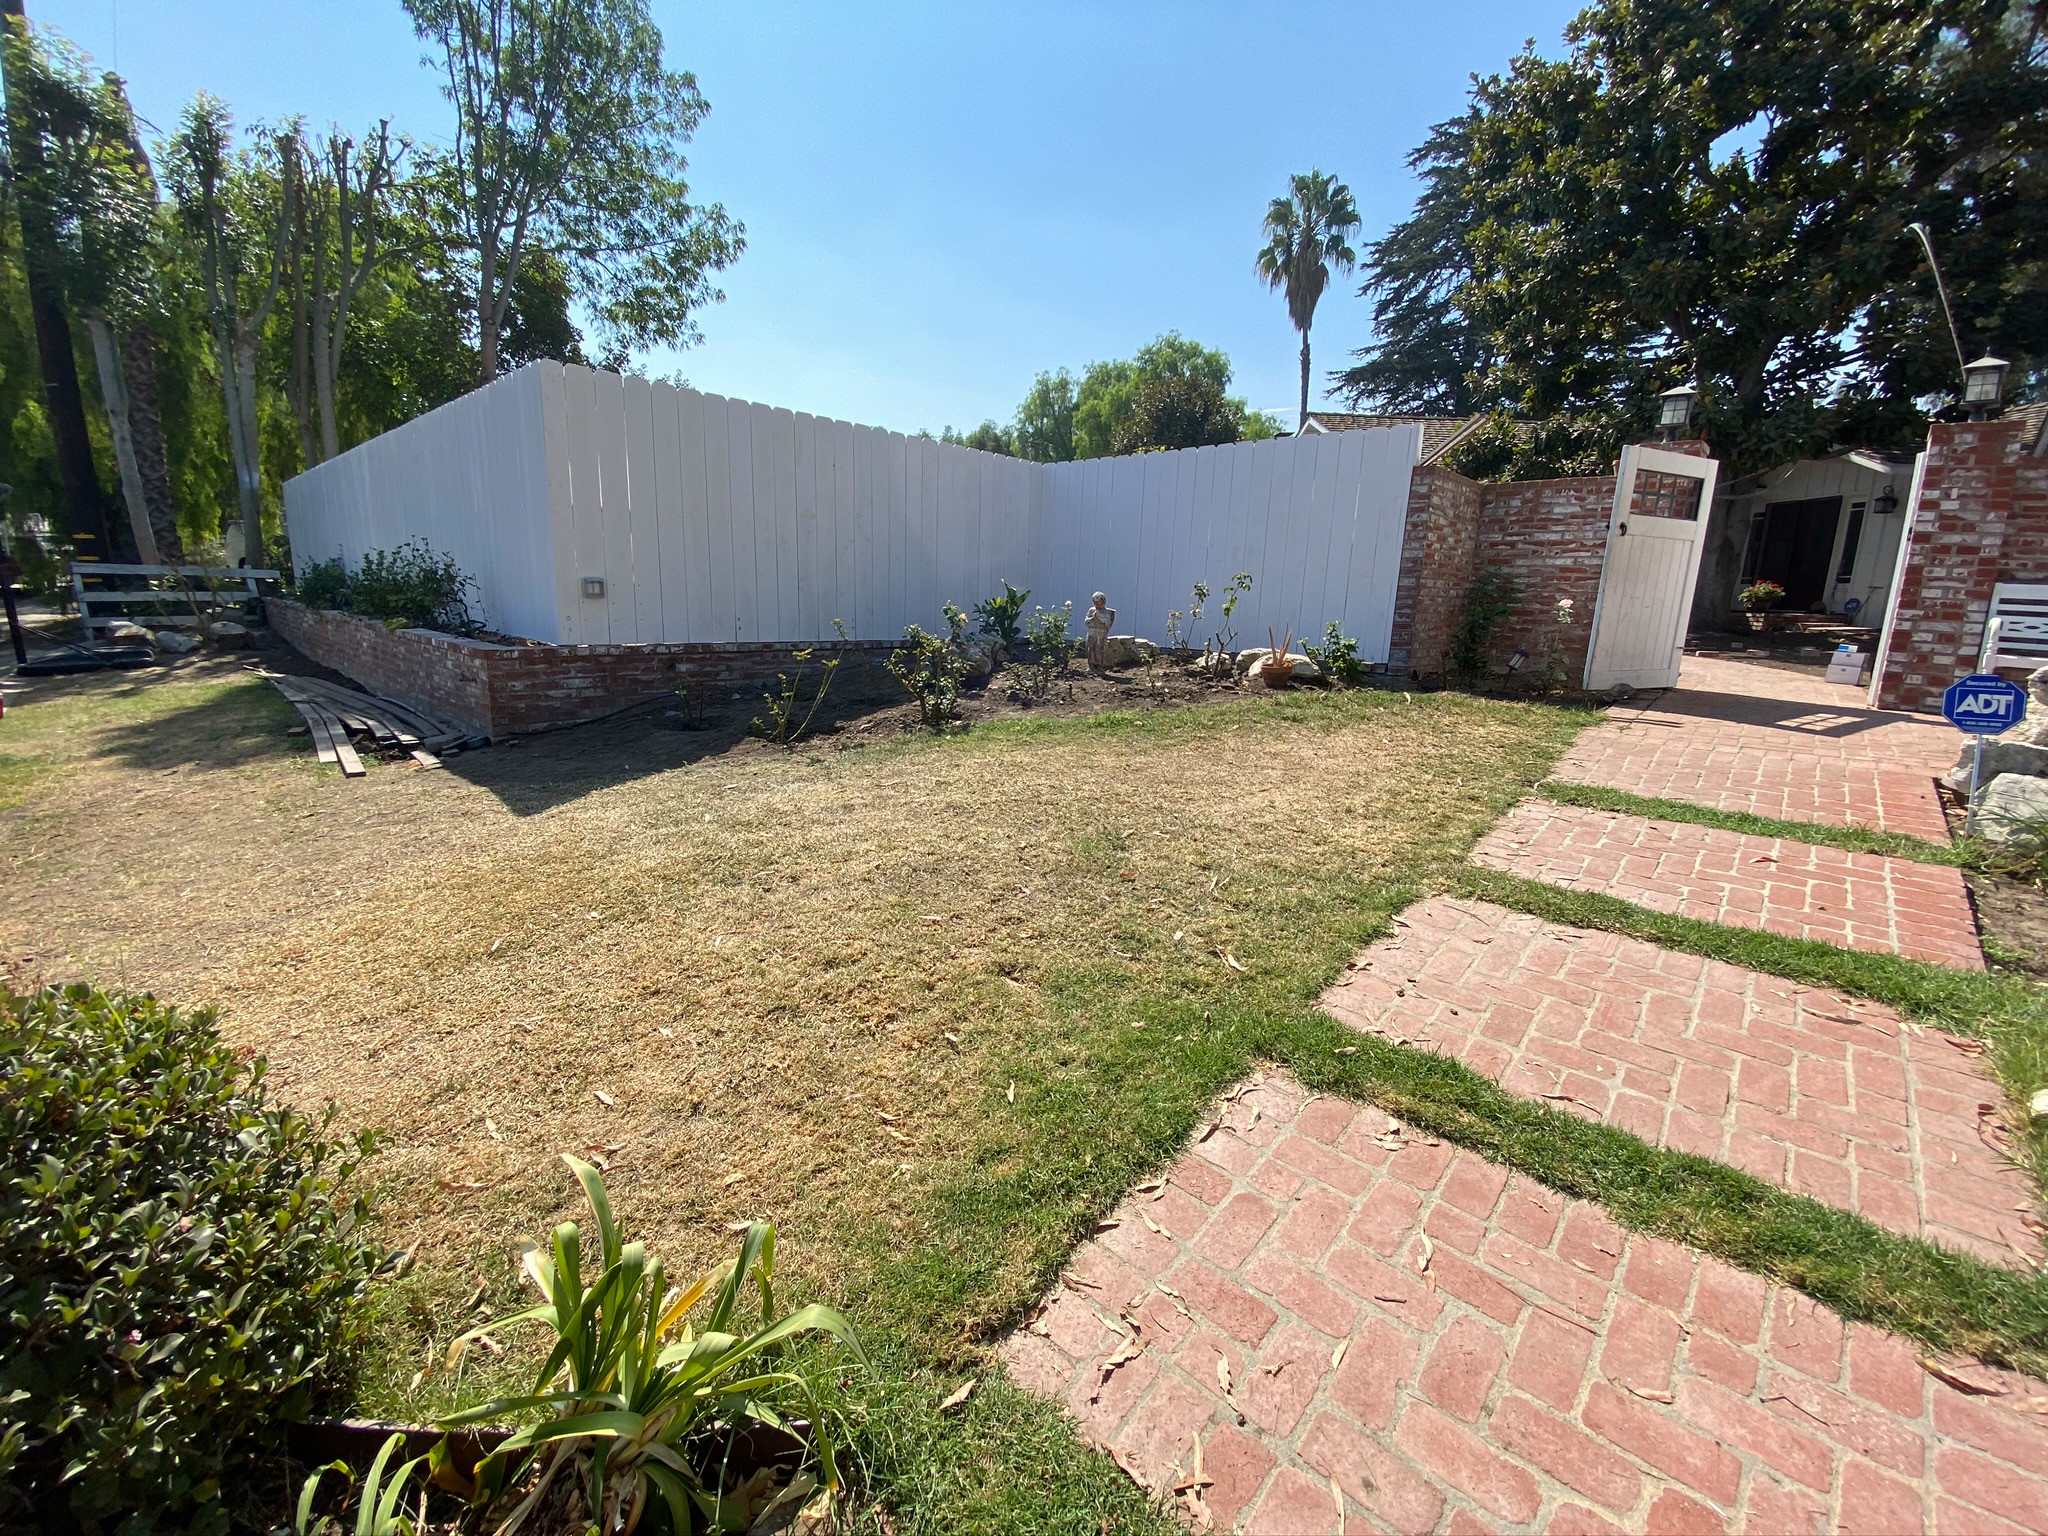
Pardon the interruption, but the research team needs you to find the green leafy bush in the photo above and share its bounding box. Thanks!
[0,985,383,1535]
[1009,603,1079,704]
[1304,622,1366,686]
[887,623,971,729]
[293,541,481,633]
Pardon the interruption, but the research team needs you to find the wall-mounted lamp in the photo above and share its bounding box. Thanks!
[582,576,607,599]
[1872,485,1899,516]
[1962,355,2010,421]
[1658,382,1700,442]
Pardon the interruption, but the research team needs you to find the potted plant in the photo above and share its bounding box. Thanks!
[1736,580,1787,632]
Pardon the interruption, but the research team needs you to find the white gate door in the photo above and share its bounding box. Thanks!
[1583,445,1720,691]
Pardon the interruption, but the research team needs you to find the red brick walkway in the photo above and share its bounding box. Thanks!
[1472,799,1984,970]
[1001,1074,2048,1535]
[1316,898,2036,1269]
[1554,656,1956,842]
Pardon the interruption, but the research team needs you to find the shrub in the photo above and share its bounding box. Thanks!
[0,985,382,1535]
[295,557,351,611]
[292,541,481,633]
[1010,603,1079,705]
[887,623,971,729]
[442,1157,864,1535]
[1303,622,1366,686]
[1737,579,1786,612]
[1449,568,1521,681]
[752,621,849,747]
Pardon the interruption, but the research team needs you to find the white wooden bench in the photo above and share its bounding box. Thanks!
[1980,582,2048,673]
[71,562,281,635]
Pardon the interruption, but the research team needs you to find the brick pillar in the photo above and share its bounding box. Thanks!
[1871,419,2048,715]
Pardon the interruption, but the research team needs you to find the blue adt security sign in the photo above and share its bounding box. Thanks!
[1944,673,2027,735]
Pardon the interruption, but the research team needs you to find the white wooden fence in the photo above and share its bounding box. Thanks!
[283,361,1423,657]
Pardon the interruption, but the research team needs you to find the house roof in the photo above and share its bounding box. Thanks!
[1301,413,1489,465]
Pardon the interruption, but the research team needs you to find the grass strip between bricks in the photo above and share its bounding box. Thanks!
[849,871,2048,1530]
[1537,777,1968,865]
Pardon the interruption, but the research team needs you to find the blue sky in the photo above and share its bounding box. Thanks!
[40,0,1580,437]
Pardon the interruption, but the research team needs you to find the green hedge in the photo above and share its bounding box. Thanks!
[1,985,383,1534]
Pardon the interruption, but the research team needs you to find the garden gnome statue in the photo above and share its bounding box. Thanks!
[1085,591,1114,669]
[2013,665,2048,747]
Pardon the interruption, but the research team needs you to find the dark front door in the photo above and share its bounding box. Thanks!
[1752,496,1840,611]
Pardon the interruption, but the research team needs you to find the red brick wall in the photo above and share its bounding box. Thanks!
[270,600,892,737]
[1873,420,2048,714]
[1385,466,1483,675]
[1471,476,1616,682]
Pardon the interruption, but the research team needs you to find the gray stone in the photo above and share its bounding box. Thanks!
[208,621,252,650]
[1944,737,2048,791]
[1246,651,1322,687]
[104,620,155,646]
[2011,665,2048,747]
[1977,772,2048,845]
[1097,635,1160,669]
[153,630,201,654]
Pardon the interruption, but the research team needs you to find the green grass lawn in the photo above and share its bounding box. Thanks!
[12,663,2048,1534]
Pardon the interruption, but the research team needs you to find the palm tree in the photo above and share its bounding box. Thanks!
[1256,170,1361,431]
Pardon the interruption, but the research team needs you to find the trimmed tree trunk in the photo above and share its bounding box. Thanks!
[120,326,181,563]
[1297,332,1312,431]
[84,312,157,564]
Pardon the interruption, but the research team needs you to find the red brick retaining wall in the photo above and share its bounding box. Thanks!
[269,599,891,738]
[1386,467,1483,676]
[1873,419,2048,714]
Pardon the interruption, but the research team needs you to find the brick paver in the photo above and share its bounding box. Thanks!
[1555,655,1957,842]
[1472,799,1984,970]
[1001,1074,2048,1535]
[1317,898,2038,1268]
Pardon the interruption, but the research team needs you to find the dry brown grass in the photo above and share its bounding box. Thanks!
[1,654,1563,1401]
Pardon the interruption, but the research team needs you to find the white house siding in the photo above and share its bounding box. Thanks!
[1698,456,1914,631]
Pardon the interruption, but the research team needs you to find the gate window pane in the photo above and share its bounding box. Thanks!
[1629,469,1704,521]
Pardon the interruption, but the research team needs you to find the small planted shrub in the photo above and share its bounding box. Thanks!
[887,622,971,729]
[0,985,382,1535]
[1449,568,1521,681]
[1010,602,1079,704]
[1304,622,1366,686]
[1199,571,1254,675]
[753,620,849,747]
[972,580,1032,660]
[293,540,481,633]
[441,1156,864,1535]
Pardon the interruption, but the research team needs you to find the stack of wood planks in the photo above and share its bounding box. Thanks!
[259,670,467,779]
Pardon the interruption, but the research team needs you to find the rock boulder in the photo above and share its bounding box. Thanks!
[1977,772,2048,844]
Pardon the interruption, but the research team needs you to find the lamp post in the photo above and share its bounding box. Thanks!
[1658,382,1700,443]
[1962,355,2009,421]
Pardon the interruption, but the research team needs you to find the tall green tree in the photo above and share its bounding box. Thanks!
[1,31,178,560]
[1072,333,1237,458]
[1361,0,2048,474]
[0,0,113,557]
[279,120,404,467]
[1332,120,1484,416]
[1009,368,1076,461]
[1255,169,1359,429]
[166,95,287,562]
[403,0,742,382]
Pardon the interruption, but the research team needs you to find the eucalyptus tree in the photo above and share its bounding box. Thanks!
[167,95,289,563]
[403,0,742,383]
[279,120,405,466]
[1255,169,1360,429]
